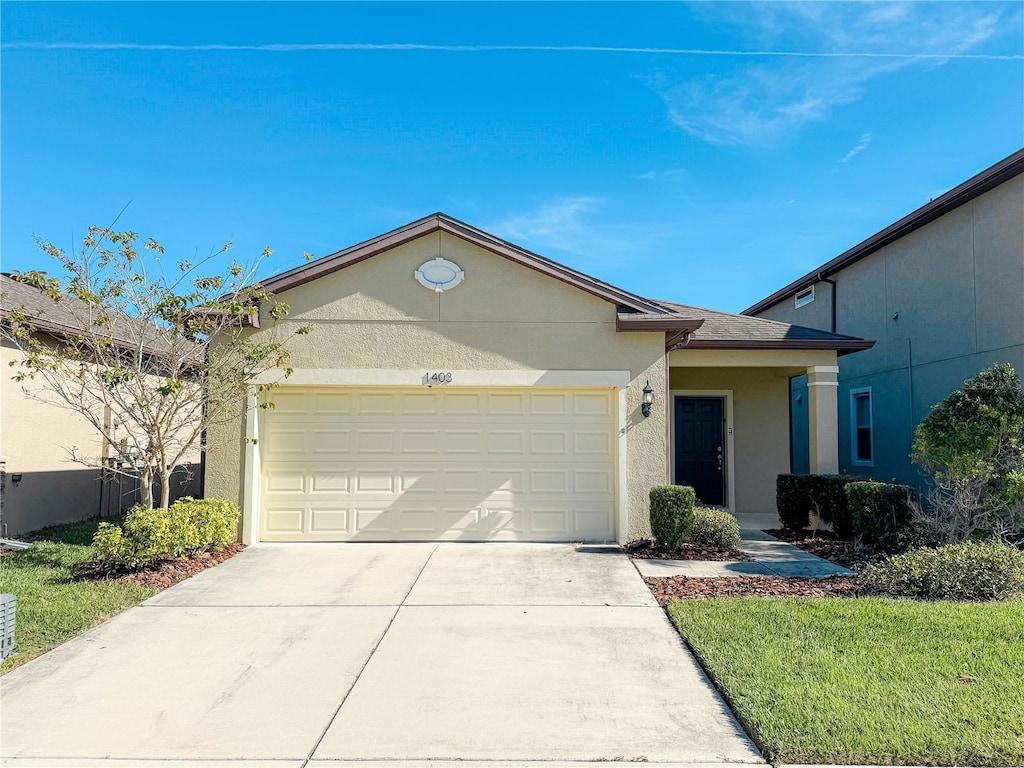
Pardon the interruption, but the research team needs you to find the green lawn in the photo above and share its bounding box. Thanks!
[0,519,155,674]
[668,597,1024,766]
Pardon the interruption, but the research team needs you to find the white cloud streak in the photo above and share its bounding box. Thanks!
[1,41,1020,59]
[656,3,1016,146]
[840,132,874,163]
[490,197,605,256]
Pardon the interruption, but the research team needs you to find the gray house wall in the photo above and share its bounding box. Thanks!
[755,174,1024,492]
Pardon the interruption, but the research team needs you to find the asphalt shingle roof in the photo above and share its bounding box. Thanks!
[650,299,869,346]
[0,273,178,355]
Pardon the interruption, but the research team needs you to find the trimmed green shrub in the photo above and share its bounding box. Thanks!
[803,474,859,538]
[777,473,858,535]
[777,474,809,531]
[169,497,239,551]
[650,485,696,548]
[862,540,1024,601]
[848,481,919,552]
[93,497,241,569]
[688,506,741,549]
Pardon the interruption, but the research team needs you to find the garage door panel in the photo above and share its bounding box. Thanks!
[263,429,307,458]
[487,431,524,454]
[530,508,569,534]
[440,507,481,530]
[488,392,525,415]
[310,509,349,533]
[400,430,439,454]
[445,392,483,415]
[529,469,568,493]
[260,387,616,541]
[574,468,613,494]
[311,429,351,455]
[574,392,614,416]
[443,468,484,493]
[398,469,441,493]
[267,390,309,414]
[311,471,349,492]
[528,392,567,415]
[311,391,352,414]
[263,507,305,534]
[357,392,398,415]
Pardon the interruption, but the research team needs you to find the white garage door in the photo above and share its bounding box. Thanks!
[258,387,617,542]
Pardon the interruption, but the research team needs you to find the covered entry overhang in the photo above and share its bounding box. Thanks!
[668,348,846,515]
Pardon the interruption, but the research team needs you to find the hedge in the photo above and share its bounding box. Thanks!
[650,485,696,549]
[862,540,1024,601]
[94,497,240,569]
[776,474,809,531]
[777,474,858,536]
[847,481,918,553]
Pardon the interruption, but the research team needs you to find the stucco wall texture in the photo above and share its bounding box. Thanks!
[205,232,668,541]
[755,175,1023,488]
[1,339,105,533]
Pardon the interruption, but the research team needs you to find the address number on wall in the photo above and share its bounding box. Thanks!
[424,372,453,385]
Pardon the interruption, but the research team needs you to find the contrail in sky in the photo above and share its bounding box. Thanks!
[2,42,1021,59]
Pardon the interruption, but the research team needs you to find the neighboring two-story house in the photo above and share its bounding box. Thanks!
[745,149,1024,491]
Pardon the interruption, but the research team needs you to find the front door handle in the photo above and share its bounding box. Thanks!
[717,445,723,471]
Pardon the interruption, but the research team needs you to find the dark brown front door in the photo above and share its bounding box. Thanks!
[675,396,725,506]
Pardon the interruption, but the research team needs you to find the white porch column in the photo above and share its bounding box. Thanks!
[806,365,839,474]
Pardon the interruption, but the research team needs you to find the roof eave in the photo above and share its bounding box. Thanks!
[614,313,704,333]
[672,338,876,355]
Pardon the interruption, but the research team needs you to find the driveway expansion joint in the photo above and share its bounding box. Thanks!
[300,544,440,768]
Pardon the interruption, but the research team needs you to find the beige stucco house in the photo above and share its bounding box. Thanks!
[746,148,1023,492]
[205,214,871,544]
[0,275,200,535]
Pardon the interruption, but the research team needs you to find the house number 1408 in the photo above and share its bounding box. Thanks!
[425,372,453,385]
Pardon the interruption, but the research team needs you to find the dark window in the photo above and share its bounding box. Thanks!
[851,389,873,465]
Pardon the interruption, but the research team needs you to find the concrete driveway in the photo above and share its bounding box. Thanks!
[1,543,762,768]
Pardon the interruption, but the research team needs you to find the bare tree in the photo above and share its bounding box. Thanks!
[1,226,311,508]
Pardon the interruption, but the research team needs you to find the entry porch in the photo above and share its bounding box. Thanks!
[667,348,839,516]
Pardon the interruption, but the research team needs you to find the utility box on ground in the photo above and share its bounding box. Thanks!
[0,593,16,659]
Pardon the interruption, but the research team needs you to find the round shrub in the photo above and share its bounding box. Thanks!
[861,540,1024,601]
[688,506,741,549]
[649,485,696,549]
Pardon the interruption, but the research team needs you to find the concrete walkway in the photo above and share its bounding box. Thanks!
[633,526,851,579]
[1,543,763,768]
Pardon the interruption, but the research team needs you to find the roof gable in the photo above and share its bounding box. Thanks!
[260,213,670,315]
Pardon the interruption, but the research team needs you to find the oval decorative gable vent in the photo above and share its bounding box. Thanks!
[415,257,465,292]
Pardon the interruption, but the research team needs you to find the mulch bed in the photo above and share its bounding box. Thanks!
[629,543,754,562]
[763,529,885,569]
[73,543,245,589]
[645,574,863,603]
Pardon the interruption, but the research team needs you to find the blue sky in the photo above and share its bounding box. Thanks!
[2,1,1022,312]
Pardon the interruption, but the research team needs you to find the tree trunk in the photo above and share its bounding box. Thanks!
[159,467,172,510]
[139,466,155,509]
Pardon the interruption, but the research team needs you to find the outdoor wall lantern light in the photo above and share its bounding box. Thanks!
[641,380,654,418]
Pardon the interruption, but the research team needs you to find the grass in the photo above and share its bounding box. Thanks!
[0,518,156,674]
[668,597,1024,766]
